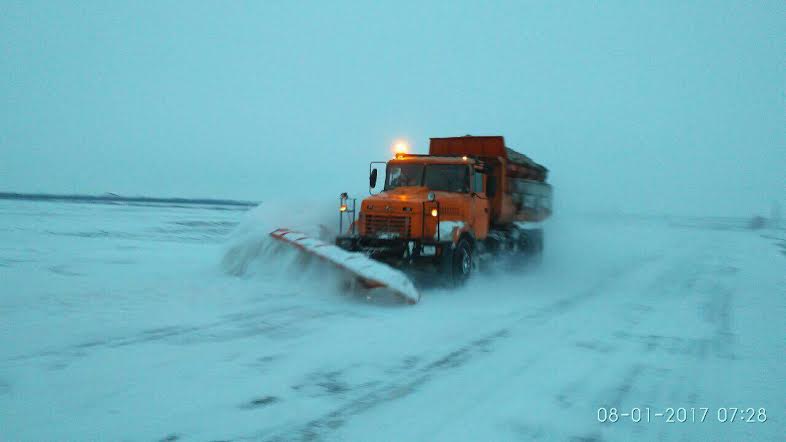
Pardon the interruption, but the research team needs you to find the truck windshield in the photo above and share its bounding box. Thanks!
[424,164,469,193]
[385,163,470,193]
[386,164,424,189]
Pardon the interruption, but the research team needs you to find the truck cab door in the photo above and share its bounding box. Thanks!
[470,170,490,239]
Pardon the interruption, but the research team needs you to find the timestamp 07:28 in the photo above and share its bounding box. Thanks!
[597,407,767,423]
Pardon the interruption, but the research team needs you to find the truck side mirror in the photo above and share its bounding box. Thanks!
[369,169,378,188]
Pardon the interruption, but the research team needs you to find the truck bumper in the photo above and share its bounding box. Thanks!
[335,235,451,267]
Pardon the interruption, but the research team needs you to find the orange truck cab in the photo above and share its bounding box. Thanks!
[336,135,552,284]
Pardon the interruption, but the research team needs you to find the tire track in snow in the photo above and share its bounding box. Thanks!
[3,304,362,367]
[243,254,662,442]
[586,246,745,442]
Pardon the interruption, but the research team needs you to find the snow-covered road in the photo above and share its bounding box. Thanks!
[1,200,783,441]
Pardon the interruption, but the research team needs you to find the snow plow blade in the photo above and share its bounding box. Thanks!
[269,228,421,304]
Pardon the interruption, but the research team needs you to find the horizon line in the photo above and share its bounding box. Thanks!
[0,191,259,208]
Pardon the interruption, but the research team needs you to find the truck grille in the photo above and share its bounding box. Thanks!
[365,215,411,238]
[440,207,461,217]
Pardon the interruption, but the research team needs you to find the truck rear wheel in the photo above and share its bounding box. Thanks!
[516,228,543,265]
[526,229,543,254]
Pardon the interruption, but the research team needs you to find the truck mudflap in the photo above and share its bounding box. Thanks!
[269,228,421,304]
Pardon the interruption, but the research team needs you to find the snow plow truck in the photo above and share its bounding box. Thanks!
[270,135,552,304]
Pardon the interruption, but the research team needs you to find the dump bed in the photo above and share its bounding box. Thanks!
[429,135,551,224]
[429,136,548,182]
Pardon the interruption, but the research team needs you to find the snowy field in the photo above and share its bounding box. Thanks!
[1,199,783,441]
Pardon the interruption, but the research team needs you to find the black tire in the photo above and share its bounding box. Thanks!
[533,229,544,264]
[451,238,474,285]
[516,229,543,265]
[530,229,544,264]
[519,229,543,252]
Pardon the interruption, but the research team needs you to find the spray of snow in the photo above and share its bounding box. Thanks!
[220,197,419,303]
[220,199,342,279]
[437,221,464,240]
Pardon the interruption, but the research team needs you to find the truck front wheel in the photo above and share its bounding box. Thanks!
[451,239,473,285]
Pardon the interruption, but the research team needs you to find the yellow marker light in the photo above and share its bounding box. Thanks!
[462,156,468,161]
[340,204,348,212]
[393,140,409,158]
[431,208,438,217]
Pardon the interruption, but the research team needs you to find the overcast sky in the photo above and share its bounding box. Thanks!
[1,1,783,216]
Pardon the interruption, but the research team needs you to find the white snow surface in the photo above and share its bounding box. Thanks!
[1,200,784,441]
[437,221,465,240]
